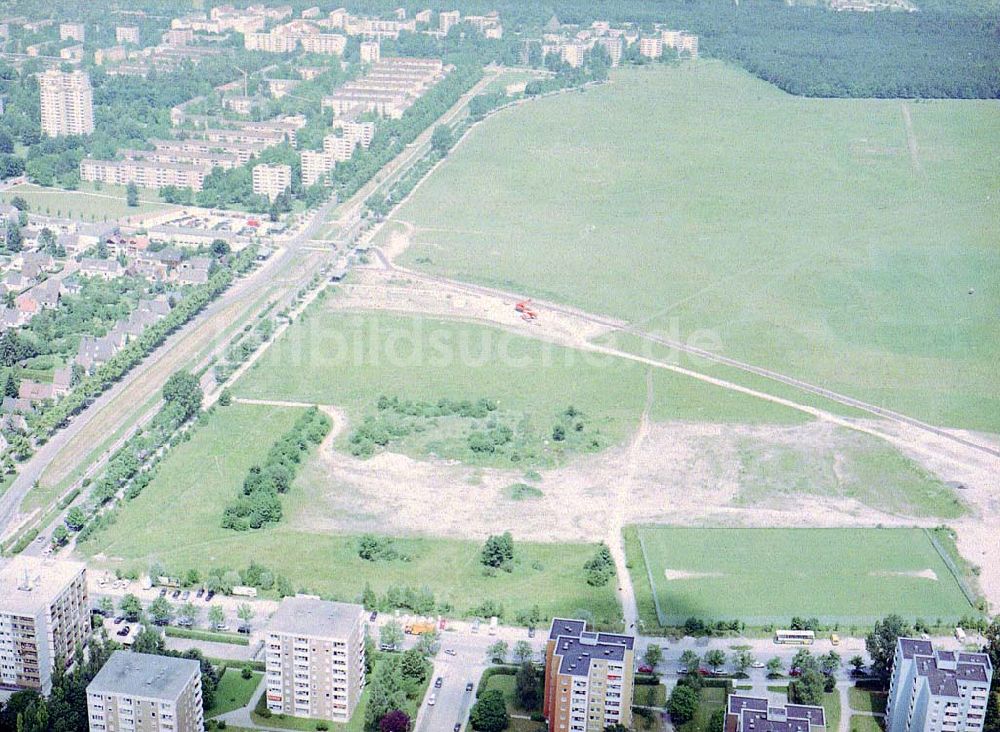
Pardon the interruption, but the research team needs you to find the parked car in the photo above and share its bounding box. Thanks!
[113,616,124,625]
[427,694,436,707]
[638,665,654,674]
[171,590,180,599]
[177,617,193,628]
[205,590,215,601]
[158,588,167,598]
[790,668,803,677]
[454,725,462,732]
[444,649,457,656]
[677,667,689,675]
[196,588,204,598]
[116,627,129,637]
[527,627,536,638]
[215,623,229,631]
[750,661,765,669]
[434,677,443,689]
[238,625,251,634]
[370,611,378,622]
[181,591,190,600]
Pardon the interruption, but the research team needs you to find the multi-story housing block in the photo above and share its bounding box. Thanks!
[39,70,94,137]
[60,22,85,42]
[162,28,194,46]
[726,695,826,732]
[543,619,635,732]
[439,10,460,33]
[596,36,623,66]
[300,33,347,55]
[252,163,292,201]
[0,558,89,694]
[301,150,336,187]
[886,639,992,732]
[86,651,203,732]
[116,26,140,45]
[80,159,207,191]
[360,40,380,63]
[639,36,663,58]
[263,597,366,722]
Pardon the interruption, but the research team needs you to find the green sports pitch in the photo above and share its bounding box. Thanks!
[631,526,974,626]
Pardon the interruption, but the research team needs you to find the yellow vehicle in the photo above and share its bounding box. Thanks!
[831,634,840,646]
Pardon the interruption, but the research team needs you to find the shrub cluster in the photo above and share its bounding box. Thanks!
[584,543,615,587]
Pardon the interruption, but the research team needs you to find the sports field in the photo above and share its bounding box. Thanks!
[394,61,1000,432]
[631,526,973,625]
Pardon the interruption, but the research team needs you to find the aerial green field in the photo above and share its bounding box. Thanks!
[394,61,1000,432]
[78,402,622,627]
[1,182,172,221]
[233,308,811,466]
[631,526,973,626]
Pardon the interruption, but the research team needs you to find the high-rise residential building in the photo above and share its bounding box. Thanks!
[39,70,95,137]
[886,638,992,732]
[638,36,663,59]
[543,619,635,732]
[252,163,292,201]
[726,695,826,732]
[596,36,622,66]
[0,557,89,694]
[86,651,204,732]
[301,150,335,187]
[116,26,140,44]
[263,597,366,722]
[438,10,460,33]
[60,22,86,42]
[360,40,380,63]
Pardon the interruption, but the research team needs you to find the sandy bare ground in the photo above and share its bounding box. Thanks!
[664,570,725,581]
[322,255,1000,608]
[872,569,938,581]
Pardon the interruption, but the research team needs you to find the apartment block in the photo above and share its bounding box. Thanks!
[80,159,207,191]
[886,638,992,732]
[439,10,460,33]
[596,36,622,66]
[245,31,299,53]
[252,163,292,201]
[560,42,587,68]
[414,9,432,24]
[60,22,85,42]
[263,597,366,722]
[116,26,140,44]
[360,40,380,63]
[0,557,89,694]
[321,56,445,119]
[726,695,826,732]
[162,28,194,46]
[639,36,663,59]
[39,69,94,138]
[301,150,336,187]
[543,619,635,732]
[86,651,203,732]
[300,33,346,55]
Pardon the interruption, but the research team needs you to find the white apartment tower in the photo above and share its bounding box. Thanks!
[252,163,292,202]
[39,69,95,137]
[86,651,204,732]
[264,597,366,722]
[886,638,992,732]
[0,557,89,694]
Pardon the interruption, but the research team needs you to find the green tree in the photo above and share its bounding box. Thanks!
[400,648,427,681]
[126,183,139,207]
[643,643,663,670]
[514,661,540,710]
[470,688,509,732]
[162,371,203,420]
[766,657,784,677]
[99,596,114,615]
[380,620,403,651]
[850,655,866,673]
[431,124,454,154]
[488,639,509,663]
[709,708,727,732]
[51,524,69,546]
[513,640,533,664]
[65,506,87,530]
[821,651,842,676]
[481,532,514,569]
[362,582,378,610]
[179,602,199,624]
[789,669,825,706]
[733,649,754,675]
[131,625,166,654]
[120,593,143,621]
[237,603,255,628]
[208,605,225,628]
[680,650,700,674]
[147,597,173,625]
[705,649,726,673]
[668,684,699,724]
[3,372,19,398]
[5,220,23,252]
[211,239,231,258]
[365,659,406,732]
[866,614,912,678]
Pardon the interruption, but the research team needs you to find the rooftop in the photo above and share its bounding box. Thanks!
[0,556,86,615]
[727,696,825,732]
[548,617,634,677]
[265,596,363,639]
[88,651,198,700]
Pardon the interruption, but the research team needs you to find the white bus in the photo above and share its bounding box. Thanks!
[774,630,816,645]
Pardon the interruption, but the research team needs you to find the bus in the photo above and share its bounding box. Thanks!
[774,630,816,645]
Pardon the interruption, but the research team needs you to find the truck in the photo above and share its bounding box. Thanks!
[955,627,967,643]
[405,622,436,635]
[489,616,498,635]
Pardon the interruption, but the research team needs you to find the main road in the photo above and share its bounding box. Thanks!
[0,67,500,542]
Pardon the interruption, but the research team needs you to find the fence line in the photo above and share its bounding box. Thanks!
[924,528,978,608]
[636,528,668,626]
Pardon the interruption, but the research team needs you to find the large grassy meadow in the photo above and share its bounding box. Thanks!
[394,62,1000,432]
[630,526,973,626]
[78,402,622,626]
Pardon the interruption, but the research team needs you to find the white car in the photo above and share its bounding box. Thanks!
[750,661,765,669]
[444,649,457,656]
[427,694,437,707]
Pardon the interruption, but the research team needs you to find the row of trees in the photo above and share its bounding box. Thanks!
[221,406,331,530]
